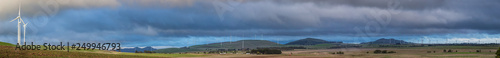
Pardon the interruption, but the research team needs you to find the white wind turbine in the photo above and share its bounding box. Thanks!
[23,23,28,43]
[10,2,27,45]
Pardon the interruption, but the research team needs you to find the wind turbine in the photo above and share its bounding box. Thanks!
[10,1,27,45]
[478,39,481,44]
[241,40,244,48]
[229,35,232,44]
[254,34,256,40]
[260,34,263,40]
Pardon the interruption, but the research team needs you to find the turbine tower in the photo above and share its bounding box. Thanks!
[242,40,244,48]
[23,23,28,43]
[10,1,26,45]
[229,36,232,44]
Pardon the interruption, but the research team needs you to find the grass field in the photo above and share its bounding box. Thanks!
[0,42,15,47]
[190,46,499,58]
[2,41,499,58]
[0,45,160,58]
[366,45,500,49]
[0,42,208,58]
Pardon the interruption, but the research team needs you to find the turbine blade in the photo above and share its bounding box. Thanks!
[10,16,20,22]
[18,0,21,16]
[10,19,17,22]
[18,6,20,16]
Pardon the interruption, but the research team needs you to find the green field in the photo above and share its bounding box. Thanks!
[0,42,15,47]
[0,41,208,58]
[2,41,499,58]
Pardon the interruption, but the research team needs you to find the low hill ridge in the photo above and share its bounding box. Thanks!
[361,38,413,44]
[285,38,342,45]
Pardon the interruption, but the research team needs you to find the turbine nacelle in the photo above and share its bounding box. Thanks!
[23,23,28,27]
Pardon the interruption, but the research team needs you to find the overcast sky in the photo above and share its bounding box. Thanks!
[0,0,499,48]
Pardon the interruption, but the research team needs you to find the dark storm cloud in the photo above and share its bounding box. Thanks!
[26,0,500,36]
[272,0,446,10]
[1,0,500,47]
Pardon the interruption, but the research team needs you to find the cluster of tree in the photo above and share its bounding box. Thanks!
[330,51,344,54]
[144,50,155,53]
[206,50,237,54]
[427,51,438,53]
[249,49,282,54]
[257,47,306,51]
[443,49,457,53]
[135,50,155,53]
[205,48,251,51]
[329,45,362,49]
[373,50,395,54]
[378,45,415,47]
[496,47,500,58]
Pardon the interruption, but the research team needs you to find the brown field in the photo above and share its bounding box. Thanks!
[182,47,497,58]
[0,45,205,58]
[1,45,498,58]
[0,45,161,58]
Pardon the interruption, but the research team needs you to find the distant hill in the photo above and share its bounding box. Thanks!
[189,40,282,49]
[285,38,342,45]
[361,38,413,44]
[154,40,282,53]
[119,46,156,53]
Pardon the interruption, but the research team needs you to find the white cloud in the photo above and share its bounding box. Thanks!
[133,26,158,36]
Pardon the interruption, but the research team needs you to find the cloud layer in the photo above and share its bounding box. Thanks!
[0,0,500,47]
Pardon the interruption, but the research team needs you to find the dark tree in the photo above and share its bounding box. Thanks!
[496,48,500,58]
[336,51,344,54]
[382,50,388,53]
[388,51,396,53]
[374,50,382,53]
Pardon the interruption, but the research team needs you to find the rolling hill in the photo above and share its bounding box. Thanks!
[285,38,342,45]
[189,40,283,49]
[154,40,283,53]
[119,46,156,53]
[361,38,414,44]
